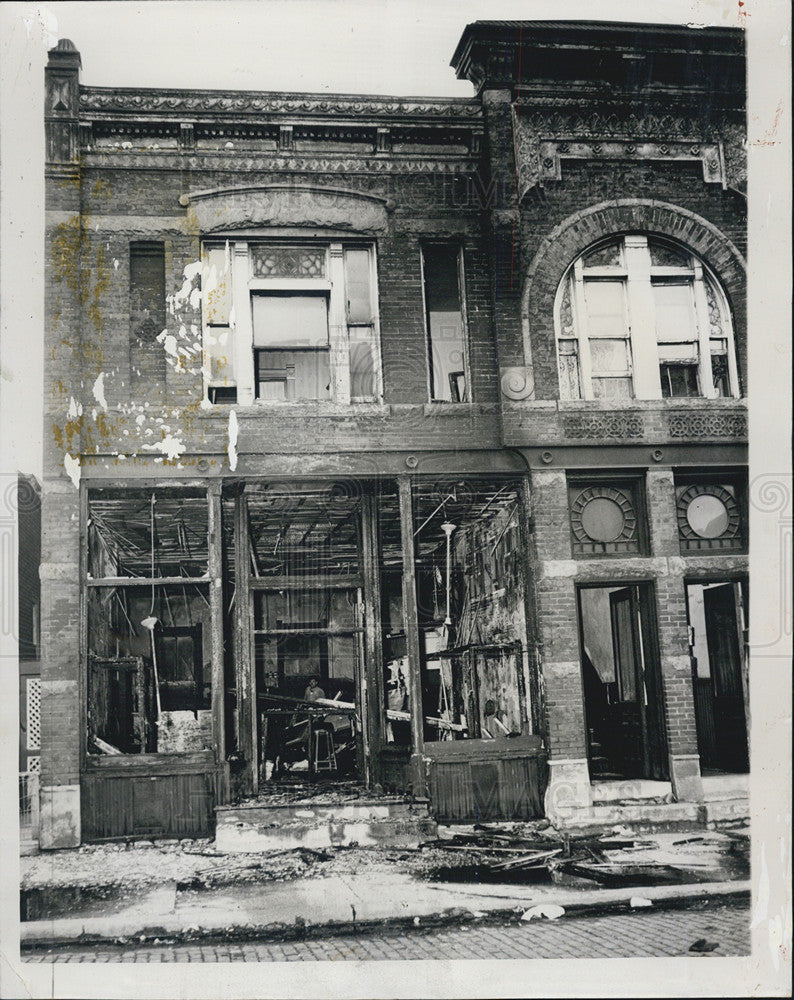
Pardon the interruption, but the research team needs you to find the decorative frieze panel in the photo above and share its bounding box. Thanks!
[667,412,747,440]
[562,414,644,440]
[538,139,724,187]
[512,107,745,200]
[84,149,479,178]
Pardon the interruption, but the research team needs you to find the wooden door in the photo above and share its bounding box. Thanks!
[608,588,645,778]
[703,584,748,772]
[607,586,668,781]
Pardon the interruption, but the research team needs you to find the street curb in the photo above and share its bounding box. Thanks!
[21,880,751,951]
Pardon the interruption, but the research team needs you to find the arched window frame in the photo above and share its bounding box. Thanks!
[554,234,740,402]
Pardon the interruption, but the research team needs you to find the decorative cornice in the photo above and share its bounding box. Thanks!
[81,150,479,177]
[80,87,482,122]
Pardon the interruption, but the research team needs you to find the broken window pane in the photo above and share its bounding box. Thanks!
[254,348,331,401]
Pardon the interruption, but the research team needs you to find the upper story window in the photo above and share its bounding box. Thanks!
[422,244,468,402]
[555,235,739,402]
[203,241,381,405]
[130,242,166,386]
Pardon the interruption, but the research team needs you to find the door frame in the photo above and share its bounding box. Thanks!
[576,580,669,781]
[251,580,366,785]
[684,573,749,772]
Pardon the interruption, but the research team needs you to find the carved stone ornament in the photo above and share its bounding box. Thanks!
[667,412,747,440]
[512,106,744,200]
[562,414,644,440]
[570,483,640,555]
[500,366,535,400]
[80,88,482,121]
[179,184,391,232]
[676,483,742,550]
[537,139,725,189]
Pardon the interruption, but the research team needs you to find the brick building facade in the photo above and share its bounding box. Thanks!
[40,21,748,847]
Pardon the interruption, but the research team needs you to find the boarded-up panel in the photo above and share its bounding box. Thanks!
[498,756,546,820]
[429,762,473,822]
[425,738,547,823]
[81,767,217,840]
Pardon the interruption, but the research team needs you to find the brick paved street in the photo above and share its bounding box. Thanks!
[24,902,749,963]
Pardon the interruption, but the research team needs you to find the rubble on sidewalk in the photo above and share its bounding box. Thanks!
[421,822,749,888]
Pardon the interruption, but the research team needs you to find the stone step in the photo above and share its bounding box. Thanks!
[701,774,749,800]
[553,800,704,835]
[591,779,673,804]
[215,797,437,853]
[703,797,750,825]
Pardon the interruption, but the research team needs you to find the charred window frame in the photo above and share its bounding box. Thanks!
[421,243,470,403]
[82,486,216,759]
[675,471,747,553]
[567,473,648,557]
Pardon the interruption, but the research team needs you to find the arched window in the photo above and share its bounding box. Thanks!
[554,235,739,401]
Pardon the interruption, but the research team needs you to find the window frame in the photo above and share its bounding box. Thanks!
[420,241,471,404]
[202,239,382,406]
[554,234,740,402]
[674,471,748,554]
[567,472,649,558]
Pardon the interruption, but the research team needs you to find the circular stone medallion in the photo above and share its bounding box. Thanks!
[580,497,625,542]
[686,494,730,538]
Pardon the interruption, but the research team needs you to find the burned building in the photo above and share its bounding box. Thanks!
[40,20,748,848]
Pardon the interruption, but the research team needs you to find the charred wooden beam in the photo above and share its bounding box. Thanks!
[398,477,426,795]
[208,481,226,766]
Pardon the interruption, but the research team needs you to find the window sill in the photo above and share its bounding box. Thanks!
[200,401,389,416]
[421,402,494,416]
[84,750,215,772]
[502,397,747,411]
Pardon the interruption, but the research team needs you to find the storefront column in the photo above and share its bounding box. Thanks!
[398,476,427,796]
[233,489,257,793]
[360,491,385,785]
[530,470,592,819]
[208,481,225,765]
[647,468,703,803]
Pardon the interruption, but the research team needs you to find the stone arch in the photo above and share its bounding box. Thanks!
[180,184,392,234]
[517,199,746,400]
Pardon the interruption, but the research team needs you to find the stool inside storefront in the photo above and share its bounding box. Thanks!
[313,727,338,772]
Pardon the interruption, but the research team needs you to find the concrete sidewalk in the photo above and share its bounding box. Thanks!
[21,871,750,948]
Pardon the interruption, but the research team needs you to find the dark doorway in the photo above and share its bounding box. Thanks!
[156,624,204,713]
[686,581,749,773]
[578,583,668,780]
